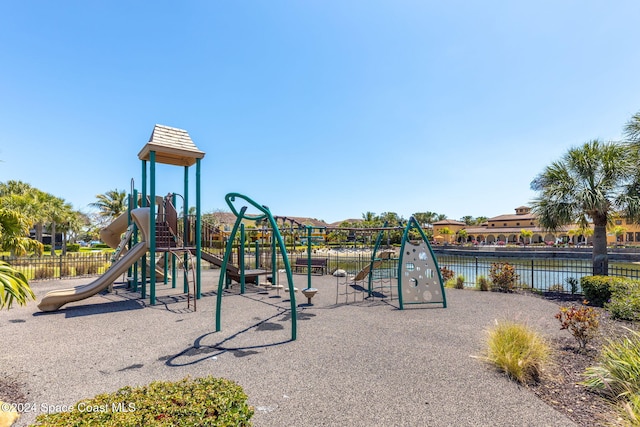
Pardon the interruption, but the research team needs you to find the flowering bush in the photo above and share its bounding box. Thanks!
[488,262,519,292]
[555,304,600,351]
[440,266,455,281]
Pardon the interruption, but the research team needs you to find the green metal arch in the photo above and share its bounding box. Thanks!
[215,193,297,341]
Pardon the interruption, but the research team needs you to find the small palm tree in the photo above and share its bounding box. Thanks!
[89,189,127,220]
[439,227,453,244]
[612,225,627,246]
[519,229,533,245]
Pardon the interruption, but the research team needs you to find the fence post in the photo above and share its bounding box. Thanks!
[59,255,63,279]
[475,257,478,286]
[531,259,534,289]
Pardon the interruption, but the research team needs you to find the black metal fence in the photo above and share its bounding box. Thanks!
[435,254,640,293]
[2,253,112,281]
[8,249,640,294]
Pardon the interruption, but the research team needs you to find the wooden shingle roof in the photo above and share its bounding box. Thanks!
[138,124,205,167]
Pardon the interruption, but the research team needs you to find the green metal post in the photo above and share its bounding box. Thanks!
[163,252,169,285]
[171,193,177,289]
[306,226,312,289]
[149,151,156,305]
[269,212,297,340]
[271,230,277,286]
[397,224,409,310]
[184,166,189,294]
[126,193,133,288]
[132,189,139,292]
[141,161,147,298]
[240,223,246,294]
[216,207,247,332]
[196,158,202,299]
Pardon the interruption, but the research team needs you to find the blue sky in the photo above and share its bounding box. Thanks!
[1,1,640,224]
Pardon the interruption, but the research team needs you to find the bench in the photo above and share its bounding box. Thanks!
[293,258,328,275]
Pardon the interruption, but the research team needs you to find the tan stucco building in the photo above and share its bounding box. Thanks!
[435,205,640,246]
[435,206,574,245]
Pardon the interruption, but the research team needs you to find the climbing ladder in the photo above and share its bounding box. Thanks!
[110,224,136,262]
[167,248,198,310]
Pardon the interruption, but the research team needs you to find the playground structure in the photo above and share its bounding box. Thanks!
[36,124,445,345]
[39,125,205,311]
[333,218,447,309]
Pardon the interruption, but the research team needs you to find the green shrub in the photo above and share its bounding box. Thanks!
[484,320,549,384]
[455,275,465,289]
[43,244,51,252]
[581,275,628,307]
[583,328,640,421]
[606,279,640,322]
[489,262,519,292]
[477,275,490,291]
[444,278,456,289]
[66,243,80,252]
[92,243,111,249]
[32,376,253,426]
[555,304,600,351]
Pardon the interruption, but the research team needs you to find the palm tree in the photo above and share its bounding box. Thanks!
[460,215,474,225]
[0,208,43,256]
[576,225,594,245]
[519,229,533,245]
[474,216,489,225]
[624,111,640,144]
[612,225,627,246]
[0,180,34,197]
[361,211,380,228]
[413,212,445,228]
[439,227,453,244]
[89,189,127,220]
[0,181,49,242]
[530,139,640,275]
[38,193,76,256]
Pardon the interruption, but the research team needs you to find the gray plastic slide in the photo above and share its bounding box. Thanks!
[37,241,148,312]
